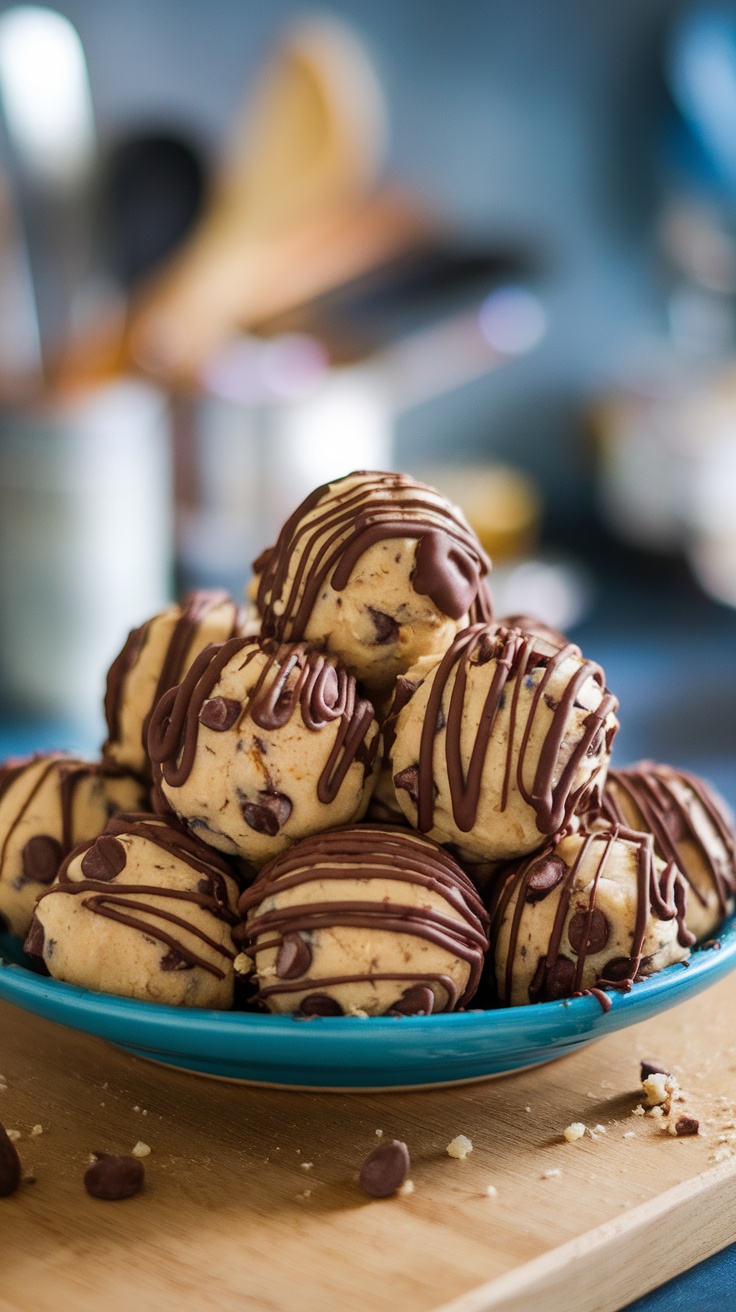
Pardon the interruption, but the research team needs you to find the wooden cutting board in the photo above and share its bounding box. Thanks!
[1,977,736,1312]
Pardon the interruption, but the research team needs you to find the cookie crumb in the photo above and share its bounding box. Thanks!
[642,1072,678,1112]
[632,1104,646,1117]
[233,952,253,976]
[446,1135,473,1160]
[486,1184,498,1197]
[132,1142,151,1158]
[623,1131,635,1139]
[593,1124,606,1135]
[300,1162,313,1171]
[649,1105,664,1119]
[6,1129,20,1142]
[30,1125,42,1137]
[524,1105,532,1113]
[296,1189,312,1201]
[398,1178,415,1196]
[375,1129,383,1138]
[542,1169,561,1179]
[563,1122,586,1143]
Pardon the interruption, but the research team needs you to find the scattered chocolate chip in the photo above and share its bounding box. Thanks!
[276,932,312,980]
[675,1116,699,1137]
[300,993,343,1017]
[435,705,446,732]
[84,1153,145,1200]
[525,855,567,903]
[367,607,400,645]
[389,985,434,1016]
[0,1122,21,1197]
[160,948,194,972]
[21,835,62,885]
[393,766,420,806]
[199,697,241,731]
[359,1139,410,1198]
[23,916,45,960]
[567,908,610,956]
[241,792,292,836]
[543,693,560,712]
[81,836,127,882]
[640,1060,671,1083]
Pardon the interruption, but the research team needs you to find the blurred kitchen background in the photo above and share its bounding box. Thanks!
[1,0,736,800]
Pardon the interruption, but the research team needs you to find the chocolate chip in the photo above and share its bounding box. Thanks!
[23,916,45,960]
[241,792,292,836]
[160,948,194,972]
[469,632,495,665]
[530,954,576,1002]
[81,836,127,882]
[393,766,420,806]
[359,1139,410,1198]
[389,985,435,1016]
[392,676,421,715]
[567,908,610,956]
[199,697,241,731]
[525,855,567,903]
[640,1060,671,1083]
[436,705,446,732]
[84,1153,145,1200]
[299,993,343,1017]
[367,608,399,645]
[675,1116,699,1137]
[21,835,62,885]
[601,956,634,983]
[543,693,560,712]
[276,932,312,980]
[0,1122,21,1197]
[197,872,228,909]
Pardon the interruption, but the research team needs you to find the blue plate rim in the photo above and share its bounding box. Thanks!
[1,913,734,1061]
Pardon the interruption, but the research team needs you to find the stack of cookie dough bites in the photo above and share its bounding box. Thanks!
[4,470,734,1015]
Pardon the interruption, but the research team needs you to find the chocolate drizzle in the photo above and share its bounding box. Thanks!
[32,814,240,979]
[598,762,736,919]
[103,590,244,772]
[491,827,694,1007]
[256,471,492,641]
[391,624,618,842]
[0,754,140,894]
[148,636,377,809]
[238,825,490,1012]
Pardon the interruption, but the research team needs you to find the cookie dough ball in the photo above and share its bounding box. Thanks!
[25,814,241,1008]
[149,636,381,866]
[254,471,493,693]
[596,763,736,942]
[491,827,694,1006]
[103,589,246,779]
[237,825,490,1016]
[0,754,145,938]
[388,624,619,863]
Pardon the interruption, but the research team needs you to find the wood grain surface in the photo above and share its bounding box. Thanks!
[2,976,736,1312]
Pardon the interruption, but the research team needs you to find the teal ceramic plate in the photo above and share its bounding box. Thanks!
[1,922,734,1090]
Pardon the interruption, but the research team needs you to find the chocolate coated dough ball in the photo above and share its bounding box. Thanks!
[596,762,736,942]
[237,825,490,1016]
[0,753,145,938]
[149,636,381,867]
[25,813,241,1008]
[388,624,619,863]
[254,470,492,693]
[490,827,694,1006]
[103,589,247,779]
